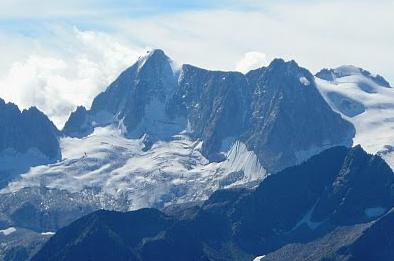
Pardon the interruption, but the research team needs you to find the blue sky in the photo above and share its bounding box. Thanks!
[0,0,393,127]
[0,0,271,37]
[0,0,261,17]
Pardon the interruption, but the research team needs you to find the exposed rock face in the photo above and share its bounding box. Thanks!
[64,49,182,140]
[0,99,59,159]
[62,106,91,138]
[243,59,354,171]
[172,65,250,161]
[0,98,60,186]
[32,146,394,261]
[63,50,354,172]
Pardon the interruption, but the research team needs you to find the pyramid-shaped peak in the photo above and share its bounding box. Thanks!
[139,49,171,63]
[135,48,175,74]
[347,144,369,158]
[148,48,167,57]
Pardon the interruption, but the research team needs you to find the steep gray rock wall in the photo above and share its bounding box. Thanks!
[63,49,355,172]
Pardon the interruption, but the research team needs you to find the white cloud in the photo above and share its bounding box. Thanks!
[235,52,268,73]
[111,1,394,82]
[0,27,143,128]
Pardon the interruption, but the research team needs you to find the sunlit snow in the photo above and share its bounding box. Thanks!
[316,71,394,170]
[41,231,56,236]
[2,127,266,210]
[299,76,310,86]
[0,227,16,236]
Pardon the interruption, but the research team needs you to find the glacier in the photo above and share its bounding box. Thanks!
[2,126,266,210]
[315,66,394,170]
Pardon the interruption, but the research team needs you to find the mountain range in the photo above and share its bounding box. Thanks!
[0,49,393,260]
[63,49,354,172]
[32,146,394,261]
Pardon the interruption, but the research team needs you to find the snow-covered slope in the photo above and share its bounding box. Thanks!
[315,66,394,169]
[1,126,265,210]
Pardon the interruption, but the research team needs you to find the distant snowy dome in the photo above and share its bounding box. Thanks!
[315,66,394,170]
[316,65,391,88]
[334,65,363,77]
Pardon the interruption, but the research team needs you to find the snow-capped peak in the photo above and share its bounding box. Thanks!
[316,66,391,88]
[315,66,394,169]
[334,65,363,76]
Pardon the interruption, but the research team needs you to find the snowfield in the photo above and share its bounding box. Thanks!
[0,227,16,236]
[316,67,394,169]
[1,127,266,210]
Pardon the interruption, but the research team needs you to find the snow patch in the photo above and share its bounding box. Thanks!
[41,231,55,236]
[253,255,266,261]
[0,227,16,236]
[220,141,266,183]
[299,76,310,86]
[292,201,322,231]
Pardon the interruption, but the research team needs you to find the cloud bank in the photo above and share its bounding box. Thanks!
[236,52,268,73]
[0,28,143,127]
